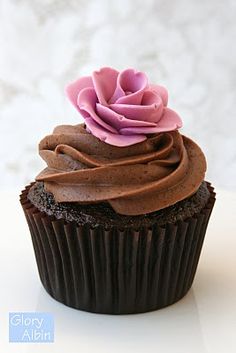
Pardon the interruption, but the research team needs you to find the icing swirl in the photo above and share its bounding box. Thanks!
[66,67,182,147]
[36,124,206,216]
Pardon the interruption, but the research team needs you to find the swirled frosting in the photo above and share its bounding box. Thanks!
[36,124,206,216]
[66,67,182,147]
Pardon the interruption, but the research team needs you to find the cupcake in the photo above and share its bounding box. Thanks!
[20,67,215,314]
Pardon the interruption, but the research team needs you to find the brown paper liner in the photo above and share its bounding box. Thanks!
[20,183,215,314]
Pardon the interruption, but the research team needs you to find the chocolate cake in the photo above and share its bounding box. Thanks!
[20,67,215,314]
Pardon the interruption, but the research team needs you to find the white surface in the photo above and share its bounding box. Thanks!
[0,0,236,190]
[0,189,235,352]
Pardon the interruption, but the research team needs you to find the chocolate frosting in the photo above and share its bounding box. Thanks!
[36,124,206,216]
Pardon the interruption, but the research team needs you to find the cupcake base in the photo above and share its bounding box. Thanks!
[20,183,215,314]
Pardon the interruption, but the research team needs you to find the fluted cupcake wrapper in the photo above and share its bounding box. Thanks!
[20,183,215,314]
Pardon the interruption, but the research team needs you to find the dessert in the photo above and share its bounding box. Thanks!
[20,67,215,314]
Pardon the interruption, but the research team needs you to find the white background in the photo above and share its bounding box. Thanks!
[0,0,236,191]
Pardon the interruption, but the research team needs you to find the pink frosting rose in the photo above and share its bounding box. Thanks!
[66,67,182,147]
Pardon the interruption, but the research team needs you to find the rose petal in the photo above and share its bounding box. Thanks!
[65,76,93,109]
[78,87,117,133]
[85,117,146,147]
[141,89,162,105]
[157,107,183,129]
[119,108,182,135]
[96,103,157,130]
[119,126,162,135]
[119,68,148,93]
[112,69,148,105]
[108,83,125,104]
[92,67,119,105]
[110,98,163,123]
[149,84,168,106]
